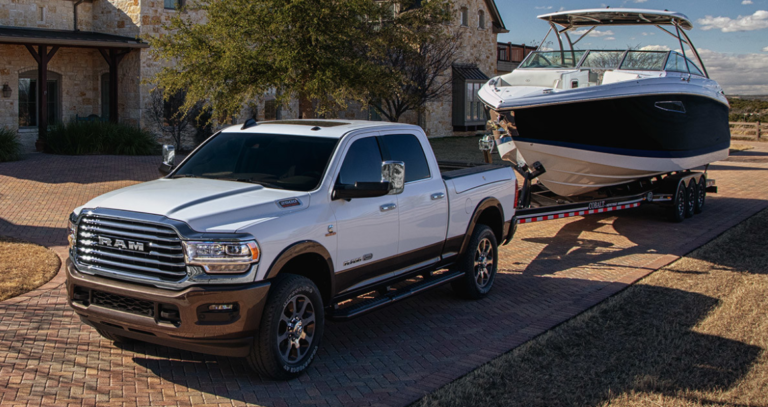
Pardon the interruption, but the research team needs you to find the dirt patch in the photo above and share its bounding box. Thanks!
[730,143,755,153]
[0,237,61,302]
[417,208,768,407]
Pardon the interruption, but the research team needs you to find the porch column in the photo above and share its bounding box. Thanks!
[99,48,129,123]
[25,44,59,148]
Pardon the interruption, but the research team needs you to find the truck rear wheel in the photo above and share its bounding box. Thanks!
[452,224,498,300]
[246,274,324,380]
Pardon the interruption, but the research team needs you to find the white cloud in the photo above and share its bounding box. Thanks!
[572,29,615,37]
[535,6,553,10]
[698,49,768,94]
[634,0,648,3]
[640,45,671,51]
[641,32,655,36]
[605,37,616,41]
[742,0,753,4]
[697,10,768,32]
[763,46,768,51]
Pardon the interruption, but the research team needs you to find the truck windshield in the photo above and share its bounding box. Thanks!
[172,132,339,191]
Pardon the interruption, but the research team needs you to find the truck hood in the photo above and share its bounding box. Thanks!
[81,178,310,233]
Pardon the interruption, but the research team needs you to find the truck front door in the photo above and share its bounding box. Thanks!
[331,134,400,293]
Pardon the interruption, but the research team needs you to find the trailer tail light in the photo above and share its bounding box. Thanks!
[514,179,520,208]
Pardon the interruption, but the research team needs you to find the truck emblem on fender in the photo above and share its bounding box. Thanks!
[277,198,302,208]
[98,236,146,252]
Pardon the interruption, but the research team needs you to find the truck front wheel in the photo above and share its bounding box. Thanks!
[452,224,498,300]
[246,274,324,380]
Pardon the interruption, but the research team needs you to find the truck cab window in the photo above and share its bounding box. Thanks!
[337,137,383,185]
[380,134,431,183]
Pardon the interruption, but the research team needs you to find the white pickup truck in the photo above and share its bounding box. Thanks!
[65,120,517,379]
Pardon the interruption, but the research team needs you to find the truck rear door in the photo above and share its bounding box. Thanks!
[378,132,449,271]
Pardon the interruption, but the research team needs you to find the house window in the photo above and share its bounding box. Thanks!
[164,0,184,10]
[465,82,485,121]
[452,66,488,131]
[498,47,508,61]
[18,70,60,128]
[460,7,468,26]
[478,10,485,29]
[264,99,281,120]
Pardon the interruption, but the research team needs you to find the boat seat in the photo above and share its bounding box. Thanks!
[500,69,573,88]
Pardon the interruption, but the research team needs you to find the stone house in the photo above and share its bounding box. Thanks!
[497,42,534,74]
[0,0,505,153]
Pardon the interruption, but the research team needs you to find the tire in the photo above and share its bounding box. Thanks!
[684,180,696,218]
[96,328,131,344]
[669,180,686,223]
[694,176,706,214]
[451,224,498,300]
[247,274,324,380]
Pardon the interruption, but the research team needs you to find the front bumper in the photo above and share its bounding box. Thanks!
[66,259,270,357]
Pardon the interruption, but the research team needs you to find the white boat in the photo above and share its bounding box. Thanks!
[479,8,730,196]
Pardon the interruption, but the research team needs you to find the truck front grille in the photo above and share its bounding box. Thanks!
[75,215,187,282]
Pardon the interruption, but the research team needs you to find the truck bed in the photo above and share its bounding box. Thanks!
[438,161,510,180]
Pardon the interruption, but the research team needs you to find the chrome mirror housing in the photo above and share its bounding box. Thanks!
[382,160,405,195]
[162,144,176,166]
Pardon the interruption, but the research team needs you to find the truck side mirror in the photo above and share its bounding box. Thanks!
[382,161,405,195]
[159,145,176,176]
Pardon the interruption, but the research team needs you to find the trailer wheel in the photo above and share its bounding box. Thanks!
[452,224,498,299]
[694,176,706,214]
[669,181,687,223]
[684,181,696,218]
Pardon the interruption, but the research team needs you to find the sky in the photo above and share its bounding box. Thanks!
[495,0,768,94]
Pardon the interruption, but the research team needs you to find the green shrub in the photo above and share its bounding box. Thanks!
[46,121,159,155]
[0,128,22,162]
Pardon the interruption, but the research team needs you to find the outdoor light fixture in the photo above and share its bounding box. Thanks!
[1,83,10,98]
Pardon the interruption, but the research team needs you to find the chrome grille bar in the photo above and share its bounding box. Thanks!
[79,225,180,243]
[77,247,186,268]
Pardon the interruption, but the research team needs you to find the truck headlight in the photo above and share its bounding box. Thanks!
[182,241,260,274]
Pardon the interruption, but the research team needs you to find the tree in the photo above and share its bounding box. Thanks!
[147,0,401,120]
[366,0,458,123]
[146,89,203,151]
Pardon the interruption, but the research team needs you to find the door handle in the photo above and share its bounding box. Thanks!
[430,192,446,200]
[380,203,397,212]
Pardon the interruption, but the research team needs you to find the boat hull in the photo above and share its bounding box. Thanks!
[504,93,730,196]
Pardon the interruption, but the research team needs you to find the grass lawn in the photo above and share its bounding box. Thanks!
[418,208,768,407]
[0,237,60,302]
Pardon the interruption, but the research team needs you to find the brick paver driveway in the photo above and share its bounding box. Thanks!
[1,145,767,406]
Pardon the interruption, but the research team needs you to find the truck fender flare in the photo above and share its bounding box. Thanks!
[458,197,505,258]
[264,240,336,295]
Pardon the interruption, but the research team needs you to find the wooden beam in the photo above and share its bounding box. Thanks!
[37,45,48,148]
[24,44,41,64]
[46,46,59,61]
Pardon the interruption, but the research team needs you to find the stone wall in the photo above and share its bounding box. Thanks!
[0,45,104,152]
[0,0,93,31]
[92,0,140,37]
[422,0,498,138]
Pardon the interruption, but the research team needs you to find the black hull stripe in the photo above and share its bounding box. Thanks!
[512,137,730,159]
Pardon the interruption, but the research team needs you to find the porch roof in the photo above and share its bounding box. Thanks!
[0,26,148,49]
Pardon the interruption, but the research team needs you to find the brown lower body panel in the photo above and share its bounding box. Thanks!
[66,259,270,357]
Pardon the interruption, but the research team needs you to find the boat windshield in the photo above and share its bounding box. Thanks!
[519,51,586,68]
[620,51,667,71]
[580,51,625,69]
